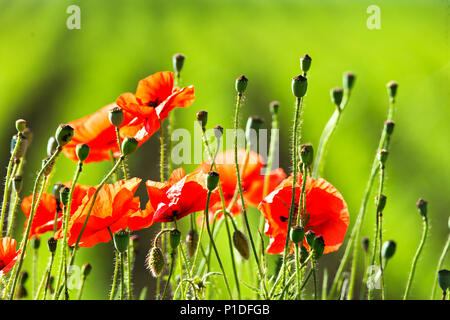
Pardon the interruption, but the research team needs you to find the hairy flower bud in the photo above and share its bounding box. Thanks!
[313,235,325,259]
[300,143,314,167]
[292,75,308,98]
[186,229,199,257]
[233,230,250,260]
[147,246,165,277]
[170,229,181,250]
[376,194,387,213]
[235,75,248,94]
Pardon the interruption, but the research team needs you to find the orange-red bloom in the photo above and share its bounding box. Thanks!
[21,183,90,239]
[62,71,195,163]
[0,237,20,274]
[56,178,142,248]
[258,174,349,255]
[196,149,286,220]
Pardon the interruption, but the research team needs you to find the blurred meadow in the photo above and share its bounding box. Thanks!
[0,0,448,299]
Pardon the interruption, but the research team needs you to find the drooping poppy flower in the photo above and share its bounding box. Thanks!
[62,71,195,163]
[258,174,349,255]
[56,178,142,248]
[0,237,20,274]
[195,149,286,221]
[21,183,90,239]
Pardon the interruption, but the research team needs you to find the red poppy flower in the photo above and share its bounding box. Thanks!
[56,178,141,248]
[195,149,286,221]
[258,174,349,255]
[62,71,195,163]
[0,237,20,274]
[21,183,90,239]
[140,169,214,224]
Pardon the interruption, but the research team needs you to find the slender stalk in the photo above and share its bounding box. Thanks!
[403,216,429,300]
[119,252,125,300]
[110,251,120,300]
[35,253,55,300]
[6,189,20,238]
[431,234,450,299]
[312,260,318,300]
[77,273,87,300]
[161,249,175,300]
[115,127,128,180]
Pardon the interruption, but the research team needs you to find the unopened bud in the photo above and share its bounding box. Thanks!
[16,119,27,133]
[361,237,370,253]
[300,143,314,167]
[292,75,308,98]
[416,198,428,218]
[438,269,450,293]
[233,230,250,260]
[387,81,398,101]
[76,144,90,162]
[289,226,305,244]
[300,54,312,74]
[384,121,395,136]
[214,125,224,140]
[169,229,181,250]
[196,110,208,129]
[331,87,344,107]
[60,186,70,206]
[47,136,58,157]
[269,101,279,115]
[343,72,356,91]
[378,149,389,166]
[55,124,74,147]
[121,137,138,156]
[186,229,198,257]
[235,75,248,94]
[376,194,387,213]
[48,237,57,253]
[147,246,165,277]
[206,171,220,191]
[82,263,92,277]
[109,106,124,127]
[113,229,130,253]
[305,230,316,248]
[313,235,325,259]
[13,176,23,193]
[173,53,185,74]
[381,240,396,260]
[32,236,40,250]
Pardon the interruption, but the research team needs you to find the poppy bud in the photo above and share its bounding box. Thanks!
[214,125,224,140]
[300,54,312,74]
[147,246,165,277]
[13,176,23,193]
[48,237,58,253]
[331,87,344,107]
[60,186,70,207]
[206,171,220,191]
[233,230,250,260]
[55,124,74,147]
[376,194,387,213]
[42,157,56,176]
[173,53,185,74]
[109,106,124,127]
[113,229,130,253]
[292,75,308,98]
[378,149,389,167]
[130,234,139,252]
[305,230,316,248]
[289,226,305,244]
[245,116,264,145]
[76,144,90,162]
[82,263,92,277]
[53,183,64,201]
[299,245,309,264]
[235,75,248,94]
[300,143,314,167]
[361,237,370,253]
[383,121,395,137]
[269,101,279,115]
[16,119,27,133]
[416,198,427,218]
[313,235,325,259]
[11,134,28,158]
[32,236,40,250]
[47,136,58,157]
[20,271,29,286]
[170,229,181,250]
[438,269,450,293]
[381,240,396,260]
[121,137,138,156]
[343,72,356,91]
[186,229,198,257]
[196,110,208,129]
[386,81,398,101]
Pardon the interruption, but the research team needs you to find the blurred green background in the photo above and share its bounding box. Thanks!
[0,0,448,299]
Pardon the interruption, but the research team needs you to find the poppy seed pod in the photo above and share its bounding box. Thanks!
[55,124,74,147]
[60,186,71,207]
[331,87,344,107]
[82,263,92,277]
[196,110,208,129]
[47,136,58,157]
[384,121,395,136]
[376,194,387,213]
[11,134,28,158]
[173,53,185,74]
[76,144,90,162]
[109,106,124,128]
[300,54,312,74]
[32,236,40,250]
[16,119,27,133]
[147,246,165,277]
[292,75,308,98]
[214,125,224,140]
[186,229,198,257]
[269,101,279,115]
[361,237,370,253]
[313,235,325,259]
[305,230,316,248]
[235,75,248,94]
[169,229,181,250]
[378,149,389,166]
[113,229,130,253]
[53,183,64,202]
[343,72,356,91]
[47,237,58,253]
[13,176,23,193]
[233,230,250,260]
[438,269,450,293]
[416,198,428,218]
[381,240,396,260]
[300,143,314,167]
[386,81,398,101]
[121,137,138,156]
[206,171,220,191]
[289,226,305,244]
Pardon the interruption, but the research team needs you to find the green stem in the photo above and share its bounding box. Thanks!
[77,274,87,300]
[110,251,120,300]
[6,190,20,238]
[120,252,125,300]
[403,216,429,300]
[161,250,175,300]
